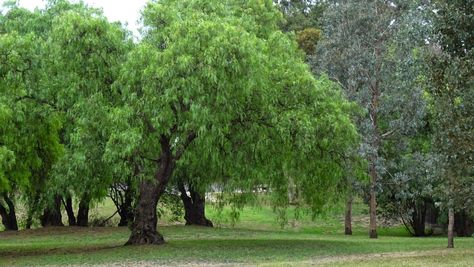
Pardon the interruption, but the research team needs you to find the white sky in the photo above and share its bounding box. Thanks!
[1,0,149,36]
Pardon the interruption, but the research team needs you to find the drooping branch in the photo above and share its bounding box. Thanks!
[174,132,197,161]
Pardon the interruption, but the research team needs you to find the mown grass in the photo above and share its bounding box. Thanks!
[0,200,473,266]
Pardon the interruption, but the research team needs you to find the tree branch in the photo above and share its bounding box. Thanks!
[174,132,197,161]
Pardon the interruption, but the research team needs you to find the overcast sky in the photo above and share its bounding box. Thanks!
[1,0,148,35]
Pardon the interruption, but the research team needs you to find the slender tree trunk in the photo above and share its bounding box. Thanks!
[40,195,64,227]
[126,135,176,245]
[345,192,352,235]
[369,162,378,239]
[76,195,90,227]
[447,208,455,248]
[0,195,18,231]
[63,196,76,226]
[178,182,213,227]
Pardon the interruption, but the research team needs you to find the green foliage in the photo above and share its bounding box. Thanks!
[0,29,63,199]
[275,0,326,32]
[111,0,358,223]
[296,27,321,55]
[428,0,474,213]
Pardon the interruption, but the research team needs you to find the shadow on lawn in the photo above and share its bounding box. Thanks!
[0,225,446,265]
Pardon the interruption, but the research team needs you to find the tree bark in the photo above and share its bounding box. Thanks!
[344,192,352,235]
[447,208,455,248]
[63,196,77,226]
[40,195,64,227]
[76,195,90,227]
[126,179,164,245]
[126,135,176,245]
[118,184,135,227]
[0,195,18,231]
[178,182,213,227]
[369,162,378,239]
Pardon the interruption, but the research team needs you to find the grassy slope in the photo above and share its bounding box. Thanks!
[0,201,473,266]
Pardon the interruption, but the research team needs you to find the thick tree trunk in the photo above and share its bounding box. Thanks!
[344,193,352,235]
[178,182,213,227]
[76,196,90,227]
[63,196,77,226]
[127,135,177,245]
[126,180,164,245]
[0,196,18,231]
[447,208,455,248]
[118,185,135,227]
[40,195,64,227]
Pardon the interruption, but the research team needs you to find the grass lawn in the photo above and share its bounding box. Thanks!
[0,201,473,266]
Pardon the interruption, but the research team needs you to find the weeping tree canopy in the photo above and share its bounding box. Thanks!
[106,0,359,245]
[0,0,133,228]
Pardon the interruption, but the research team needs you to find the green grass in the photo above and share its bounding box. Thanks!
[0,201,473,266]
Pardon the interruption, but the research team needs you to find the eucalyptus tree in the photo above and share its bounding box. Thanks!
[428,0,474,248]
[314,0,430,238]
[110,0,358,245]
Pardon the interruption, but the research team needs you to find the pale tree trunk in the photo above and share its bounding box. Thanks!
[345,192,353,235]
[447,208,454,248]
[368,27,382,239]
[369,169,378,239]
[368,91,379,239]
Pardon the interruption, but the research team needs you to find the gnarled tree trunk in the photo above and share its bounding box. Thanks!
[345,192,352,235]
[0,195,18,231]
[178,182,213,227]
[40,195,64,227]
[126,179,164,245]
[126,135,178,245]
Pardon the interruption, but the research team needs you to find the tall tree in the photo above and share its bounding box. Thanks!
[314,0,429,238]
[109,0,357,245]
[428,0,474,248]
